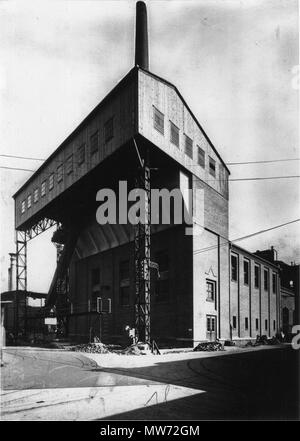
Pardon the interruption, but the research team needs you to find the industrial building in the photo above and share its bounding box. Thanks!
[11,2,281,347]
[255,247,299,335]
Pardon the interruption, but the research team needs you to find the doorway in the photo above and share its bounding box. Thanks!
[206,314,217,341]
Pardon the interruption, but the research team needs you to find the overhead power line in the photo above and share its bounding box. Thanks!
[1,165,300,182]
[226,158,300,165]
[0,154,45,161]
[1,153,300,166]
[0,165,36,172]
[229,176,300,181]
[193,218,300,256]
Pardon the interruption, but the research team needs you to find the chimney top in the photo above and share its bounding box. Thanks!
[135,1,149,70]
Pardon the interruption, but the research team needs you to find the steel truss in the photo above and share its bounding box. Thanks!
[15,218,58,339]
[54,242,70,337]
[134,161,151,343]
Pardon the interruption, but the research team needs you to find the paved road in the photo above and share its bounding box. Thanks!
[1,346,299,420]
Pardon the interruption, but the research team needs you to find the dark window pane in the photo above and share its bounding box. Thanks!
[231,254,238,281]
[198,146,205,168]
[120,286,130,306]
[233,316,237,329]
[264,269,268,290]
[120,260,129,281]
[90,131,99,155]
[91,268,100,286]
[77,143,85,165]
[209,156,216,177]
[254,265,259,288]
[185,135,193,159]
[104,117,114,143]
[57,164,63,182]
[244,260,249,285]
[66,155,73,175]
[153,106,164,135]
[170,122,179,147]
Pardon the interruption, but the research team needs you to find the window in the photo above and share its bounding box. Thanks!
[272,273,277,294]
[185,135,193,159]
[256,318,259,331]
[209,156,216,177]
[77,143,85,165]
[90,131,99,155]
[273,320,276,331]
[91,290,100,311]
[91,268,100,287]
[243,259,249,285]
[21,200,26,214]
[265,319,268,331]
[197,146,205,168]
[155,251,169,302]
[206,315,216,332]
[27,194,32,208]
[66,155,73,175]
[153,106,164,135]
[57,164,63,183]
[231,254,238,281]
[41,180,46,197]
[170,121,179,147]
[33,188,39,203]
[119,260,130,306]
[264,268,269,291]
[49,173,54,190]
[245,317,249,330]
[232,316,237,329]
[254,264,259,289]
[104,117,114,143]
[120,286,130,307]
[206,280,216,302]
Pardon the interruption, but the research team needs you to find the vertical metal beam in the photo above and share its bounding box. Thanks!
[134,153,151,343]
[15,230,27,339]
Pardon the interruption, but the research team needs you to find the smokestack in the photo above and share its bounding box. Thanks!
[135,1,149,70]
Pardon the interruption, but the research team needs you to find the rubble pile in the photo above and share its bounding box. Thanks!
[70,342,112,354]
[122,343,152,355]
[254,335,281,346]
[193,341,224,352]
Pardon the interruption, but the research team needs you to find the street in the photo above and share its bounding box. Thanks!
[1,345,299,420]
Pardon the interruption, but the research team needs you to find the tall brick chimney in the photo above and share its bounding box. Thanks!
[135,1,149,70]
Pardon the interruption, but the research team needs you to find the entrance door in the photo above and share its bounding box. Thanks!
[206,315,217,341]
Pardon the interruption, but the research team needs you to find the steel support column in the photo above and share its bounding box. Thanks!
[134,160,151,343]
[15,230,27,338]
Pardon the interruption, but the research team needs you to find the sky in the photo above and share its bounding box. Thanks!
[0,0,299,293]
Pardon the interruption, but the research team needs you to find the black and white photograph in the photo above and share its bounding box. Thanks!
[0,0,299,426]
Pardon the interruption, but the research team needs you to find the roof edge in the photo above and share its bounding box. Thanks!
[13,67,138,199]
[138,67,231,175]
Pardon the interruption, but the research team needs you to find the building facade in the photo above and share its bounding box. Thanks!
[230,245,280,341]
[11,2,281,347]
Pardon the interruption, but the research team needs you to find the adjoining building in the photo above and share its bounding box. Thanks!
[0,290,47,343]
[11,2,281,347]
[230,244,280,342]
[255,247,299,335]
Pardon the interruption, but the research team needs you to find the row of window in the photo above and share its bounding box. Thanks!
[90,251,169,306]
[21,117,114,214]
[231,254,277,293]
[232,316,276,332]
[153,106,223,179]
